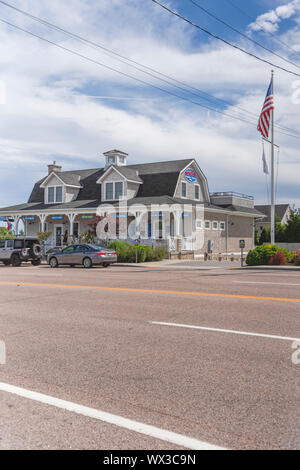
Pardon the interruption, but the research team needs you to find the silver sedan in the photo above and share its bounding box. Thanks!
[48,244,117,268]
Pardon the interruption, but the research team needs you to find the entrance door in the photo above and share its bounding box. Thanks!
[55,225,63,247]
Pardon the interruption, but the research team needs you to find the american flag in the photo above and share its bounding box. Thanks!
[257,79,274,139]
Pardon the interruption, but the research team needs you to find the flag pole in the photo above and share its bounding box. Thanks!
[270,70,275,245]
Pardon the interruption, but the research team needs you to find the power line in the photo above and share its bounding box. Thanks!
[151,0,300,78]
[189,0,300,70]
[0,17,264,127]
[0,0,298,137]
[223,0,300,58]
[0,17,300,141]
[0,0,256,120]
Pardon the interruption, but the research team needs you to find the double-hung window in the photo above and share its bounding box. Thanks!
[182,182,187,198]
[106,183,114,200]
[48,187,55,203]
[115,182,123,199]
[48,186,63,203]
[195,185,200,200]
[105,182,124,200]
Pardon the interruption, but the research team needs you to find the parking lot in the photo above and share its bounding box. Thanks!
[0,262,299,449]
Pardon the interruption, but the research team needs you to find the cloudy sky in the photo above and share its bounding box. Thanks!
[0,0,300,209]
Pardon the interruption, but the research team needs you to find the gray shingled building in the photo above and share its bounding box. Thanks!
[0,150,264,258]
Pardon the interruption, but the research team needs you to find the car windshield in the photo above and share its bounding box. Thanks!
[62,246,76,253]
[88,244,106,251]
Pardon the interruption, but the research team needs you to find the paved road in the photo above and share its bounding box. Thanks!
[0,263,299,450]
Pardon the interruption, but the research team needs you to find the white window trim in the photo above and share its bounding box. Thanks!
[204,220,211,230]
[104,181,124,201]
[46,185,64,204]
[194,184,200,201]
[212,220,219,230]
[181,181,187,199]
[220,221,226,231]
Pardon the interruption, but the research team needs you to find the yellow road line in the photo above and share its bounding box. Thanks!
[142,264,161,268]
[0,281,300,303]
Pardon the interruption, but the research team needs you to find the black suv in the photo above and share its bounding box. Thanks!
[0,237,43,267]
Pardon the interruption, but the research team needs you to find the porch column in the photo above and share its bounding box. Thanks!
[67,213,76,236]
[174,210,182,237]
[174,210,182,253]
[13,215,21,236]
[38,214,47,232]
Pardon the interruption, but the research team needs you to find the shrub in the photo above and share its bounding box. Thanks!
[137,245,147,263]
[268,250,287,265]
[107,241,168,263]
[294,252,300,266]
[144,245,154,262]
[37,232,52,243]
[246,244,292,266]
[152,246,168,261]
[80,232,95,244]
[0,227,15,239]
[108,241,132,262]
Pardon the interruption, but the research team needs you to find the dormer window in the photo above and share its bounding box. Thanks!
[48,186,63,204]
[105,181,124,201]
[106,183,114,200]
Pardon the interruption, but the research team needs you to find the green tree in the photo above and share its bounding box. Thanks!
[282,210,300,242]
[254,230,260,246]
[259,227,270,245]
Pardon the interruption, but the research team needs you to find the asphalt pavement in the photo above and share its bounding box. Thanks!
[0,262,299,450]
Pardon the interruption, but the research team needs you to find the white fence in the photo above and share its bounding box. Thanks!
[274,243,300,251]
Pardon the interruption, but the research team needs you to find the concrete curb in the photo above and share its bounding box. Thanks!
[240,265,300,271]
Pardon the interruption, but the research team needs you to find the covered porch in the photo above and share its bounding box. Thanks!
[0,206,201,254]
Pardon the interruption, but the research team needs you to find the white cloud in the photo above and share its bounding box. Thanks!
[0,0,299,209]
[249,0,300,33]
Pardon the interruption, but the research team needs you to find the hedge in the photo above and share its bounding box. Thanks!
[246,244,294,266]
[107,241,168,263]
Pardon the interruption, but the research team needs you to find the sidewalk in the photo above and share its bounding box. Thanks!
[115,259,242,269]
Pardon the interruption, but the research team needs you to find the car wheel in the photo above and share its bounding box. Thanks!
[11,254,21,267]
[3,261,10,266]
[31,259,41,266]
[49,257,59,268]
[83,257,92,269]
[32,244,42,257]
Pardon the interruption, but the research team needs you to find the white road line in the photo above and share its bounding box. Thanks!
[0,382,225,450]
[249,273,300,277]
[150,322,300,342]
[233,281,300,286]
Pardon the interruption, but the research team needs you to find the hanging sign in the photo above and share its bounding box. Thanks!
[184,168,197,183]
[51,216,64,220]
[23,216,35,221]
[80,215,95,220]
